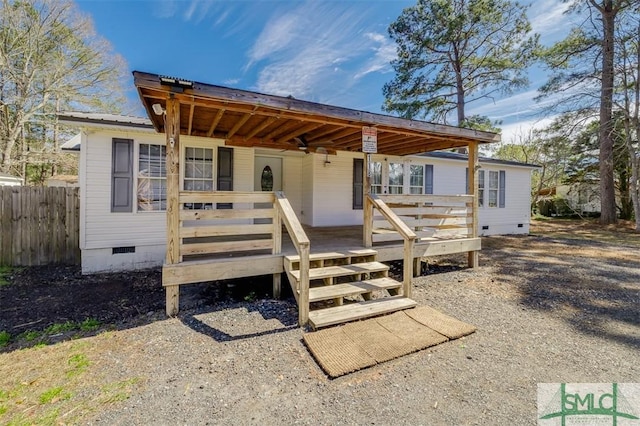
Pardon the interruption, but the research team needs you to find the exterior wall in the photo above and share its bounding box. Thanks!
[307,151,534,235]
[78,125,535,272]
[79,129,246,273]
[310,151,364,227]
[476,164,532,235]
[301,154,315,225]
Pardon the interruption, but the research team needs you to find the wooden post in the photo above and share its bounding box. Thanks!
[467,141,479,268]
[165,96,181,316]
[298,244,310,326]
[272,196,282,298]
[363,153,373,247]
[403,238,415,298]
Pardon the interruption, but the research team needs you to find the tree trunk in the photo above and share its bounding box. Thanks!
[598,0,618,224]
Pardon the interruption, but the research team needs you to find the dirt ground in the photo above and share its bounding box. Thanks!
[0,218,638,424]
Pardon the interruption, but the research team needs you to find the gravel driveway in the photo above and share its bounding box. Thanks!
[83,231,639,425]
[1,222,638,425]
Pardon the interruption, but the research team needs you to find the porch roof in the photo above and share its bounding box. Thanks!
[133,71,500,156]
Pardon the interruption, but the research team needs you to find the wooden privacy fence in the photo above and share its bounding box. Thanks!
[0,186,80,266]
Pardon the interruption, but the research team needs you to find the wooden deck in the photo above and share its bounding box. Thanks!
[162,191,480,328]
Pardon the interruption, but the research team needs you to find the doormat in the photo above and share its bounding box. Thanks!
[303,306,476,378]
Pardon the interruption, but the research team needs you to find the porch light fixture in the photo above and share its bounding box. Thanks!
[152,103,165,116]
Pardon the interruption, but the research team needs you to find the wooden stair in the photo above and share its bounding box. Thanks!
[284,249,416,329]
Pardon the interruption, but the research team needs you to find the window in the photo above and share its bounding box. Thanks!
[370,161,383,194]
[137,144,166,211]
[478,170,485,207]
[425,164,434,194]
[409,165,424,194]
[183,147,214,210]
[488,170,499,207]
[388,163,403,194]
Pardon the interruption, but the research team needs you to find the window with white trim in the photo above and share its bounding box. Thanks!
[137,144,166,211]
[409,164,424,194]
[488,170,499,208]
[370,161,383,194]
[388,162,404,194]
[184,147,214,209]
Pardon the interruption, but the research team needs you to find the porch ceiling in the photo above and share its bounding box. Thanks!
[134,71,500,156]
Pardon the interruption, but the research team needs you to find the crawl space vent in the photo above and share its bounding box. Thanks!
[112,246,135,255]
[482,225,489,230]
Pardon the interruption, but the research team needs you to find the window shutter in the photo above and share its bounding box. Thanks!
[353,158,364,209]
[111,138,133,212]
[425,164,434,194]
[217,147,233,209]
[465,167,469,194]
[499,170,506,208]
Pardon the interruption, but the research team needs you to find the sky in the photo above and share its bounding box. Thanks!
[75,0,578,145]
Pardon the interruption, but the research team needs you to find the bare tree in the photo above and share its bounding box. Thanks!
[0,0,127,176]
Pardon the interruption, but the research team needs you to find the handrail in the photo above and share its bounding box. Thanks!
[366,193,416,298]
[274,191,310,326]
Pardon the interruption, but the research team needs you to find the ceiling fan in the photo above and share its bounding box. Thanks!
[292,135,334,151]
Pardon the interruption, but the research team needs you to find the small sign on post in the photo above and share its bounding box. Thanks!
[362,126,377,153]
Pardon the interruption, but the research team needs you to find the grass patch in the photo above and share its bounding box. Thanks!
[67,353,90,378]
[0,266,12,287]
[21,330,41,342]
[0,332,10,347]
[38,386,70,405]
[79,318,101,332]
[45,321,76,335]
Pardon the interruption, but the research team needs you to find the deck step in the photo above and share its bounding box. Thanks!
[285,249,378,264]
[308,297,417,329]
[289,261,389,281]
[308,277,402,303]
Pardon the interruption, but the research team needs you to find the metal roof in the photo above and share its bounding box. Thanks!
[418,151,540,168]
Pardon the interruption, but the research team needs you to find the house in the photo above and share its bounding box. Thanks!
[538,183,600,216]
[0,173,23,186]
[58,71,537,328]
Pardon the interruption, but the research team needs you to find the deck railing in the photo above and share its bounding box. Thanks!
[177,190,311,325]
[365,194,474,245]
[365,194,416,298]
[178,191,278,261]
[274,192,310,326]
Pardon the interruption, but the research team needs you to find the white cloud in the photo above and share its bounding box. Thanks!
[244,2,393,101]
[353,32,396,80]
[528,0,573,43]
[498,117,555,144]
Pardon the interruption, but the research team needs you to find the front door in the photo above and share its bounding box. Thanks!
[254,156,283,192]
[254,156,283,223]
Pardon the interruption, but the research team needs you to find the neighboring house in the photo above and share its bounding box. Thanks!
[538,183,600,216]
[60,113,537,274]
[0,173,23,186]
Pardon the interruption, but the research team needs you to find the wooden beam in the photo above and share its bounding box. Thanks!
[467,141,479,268]
[165,96,181,316]
[243,116,278,140]
[187,103,195,136]
[226,111,253,139]
[261,120,296,141]
[206,108,225,137]
[273,122,324,145]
